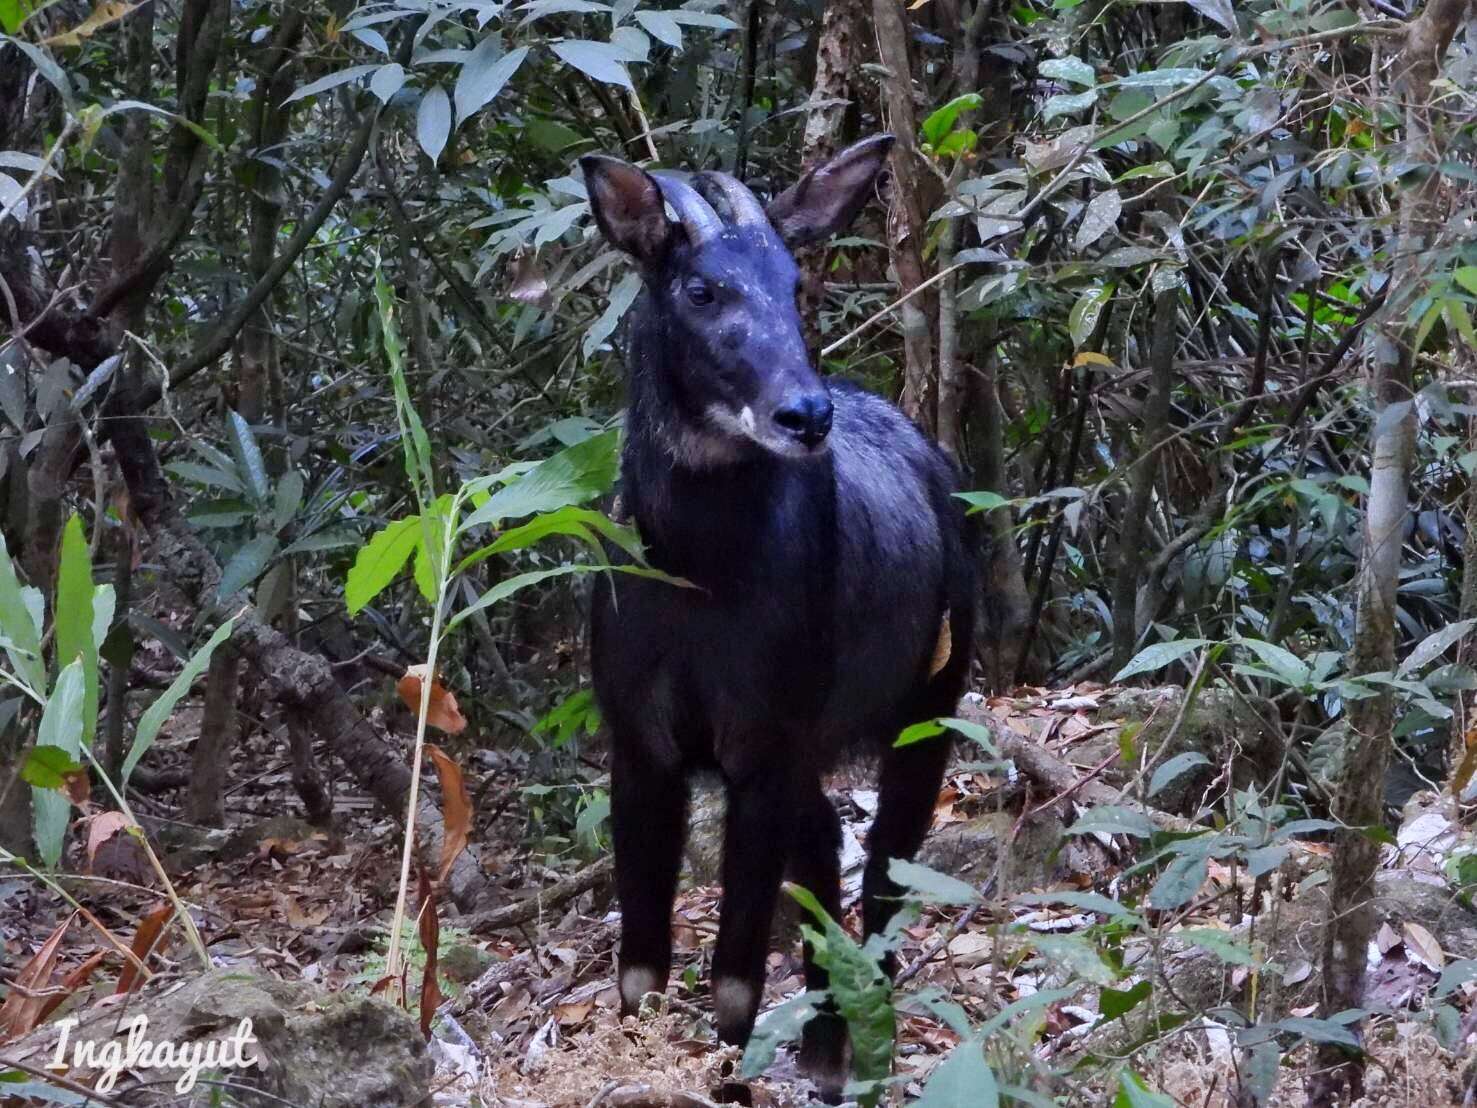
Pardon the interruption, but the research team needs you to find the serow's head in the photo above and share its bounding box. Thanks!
[580,136,894,461]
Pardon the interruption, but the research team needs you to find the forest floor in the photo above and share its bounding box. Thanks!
[1,683,1474,1107]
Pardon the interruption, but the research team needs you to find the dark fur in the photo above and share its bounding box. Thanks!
[583,141,976,1098]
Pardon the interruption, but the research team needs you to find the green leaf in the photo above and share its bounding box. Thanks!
[666,10,739,28]
[21,744,82,790]
[1116,1069,1175,1108]
[448,563,628,631]
[1112,638,1209,681]
[550,39,633,89]
[282,528,361,556]
[1039,56,1096,87]
[414,495,454,603]
[31,659,85,867]
[346,517,422,616]
[460,430,621,531]
[284,64,379,103]
[634,10,682,47]
[940,717,997,754]
[374,268,435,499]
[1043,89,1098,122]
[955,490,1012,514]
[915,1040,998,1108]
[1148,751,1210,797]
[895,719,946,747]
[922,93,983,146]
[417,85,452,162]
[369,62,406,104]
[583,271,642,359]
[455,43,529,121]
[889,859,981,906]
[1274,1016,1360,1050]
[1099,980,1152,1020]
[1147,851,1209,909]
[1068,805,1156,839]
[1399,618,1475,674]
[225,410,270,505]
[0,533,44,694]
[272,470,305,534]
[1180,928,1259,966]
[1435,957,1477,998]
[123,619,236,785]
[1235,637,1310,688]
[54,515,97,747]
[166,461,246,494]
[218,535,280,599]
[2,38,72,102]
[1068,284,1112,348]
[740,991,822,1078]
[1014,889,1141,920]
[0,0,34,35]
[1453,266,1477,296]
[1029,933,1117,985]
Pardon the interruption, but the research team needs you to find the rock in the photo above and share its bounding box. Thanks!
[6,967,432,1107]
[917,809,1068,893]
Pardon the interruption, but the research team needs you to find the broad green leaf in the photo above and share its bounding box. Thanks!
[583,271,642,359]
[955,490,1011,514]
[123,619,236,784]
[414,495,455,603]
[21,744,82,790]
[1235,637,1309,688]
[1028,933,1117,985]
[0,533,43,694]
[519,0,611,21]
[460,430,621,532]
[634,10,681,47]
[369,62,406,104]
[915,1040,998,1108]
[740,991,822,1078]
[1274,1016,1359,1049]
[32,659,85,867]
[1453,267,1477,297]
[284,64,379,104]
[1147,851,1209,909]
[666,10,738,28]
[1074,188,1121,251]
[889,859,981,906]
[940,717,997,753]
[1068,284,1111,348]
[448,564,610,630]
[550,40,633,89]
[895,719,946,747]
[1112,638,1209,681]
[166,460,246,493]
[973,987,1075,1041]
[1067,805,1156,839]
[1148,751,1210,797]
[417,85,452,162]
[1014,890,1141,920]
[455,43,529,121]
[1114,67,1207,88]
[1435,957,1477,998]
[1099,980,1152,1020]
[282,528,360,556]
[0,0,34,34]
[272,470,305,533]
[1400,618,1475,674]
[1039,56,1095,87]
[346,517,422,615]
[225,410,269,504]
[1043,89,1098,122]
[1116,1070,1175,1108]
[54,515,96,746]
[1180,928,1259,966]
[219,535,280,599]
[922,93,983,146]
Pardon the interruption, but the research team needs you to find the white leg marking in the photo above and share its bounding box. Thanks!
[620,965,663,1012]
[714,976,758,1033]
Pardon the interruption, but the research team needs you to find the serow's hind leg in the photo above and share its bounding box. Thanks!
[788,780,847,1101]
[861,732,952,973]
[612,740,688,1016]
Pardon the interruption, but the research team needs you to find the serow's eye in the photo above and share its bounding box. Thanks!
[685,279,715,307]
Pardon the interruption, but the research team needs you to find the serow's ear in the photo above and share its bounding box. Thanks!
[580,155,672,264]
[766,134,895,249]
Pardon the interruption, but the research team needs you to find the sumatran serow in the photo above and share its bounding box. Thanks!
[581,136,976,1099]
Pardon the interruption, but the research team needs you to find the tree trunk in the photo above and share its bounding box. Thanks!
[187,647,238,826]
[1111,288,1178,671]
[1311,2,1469,1100]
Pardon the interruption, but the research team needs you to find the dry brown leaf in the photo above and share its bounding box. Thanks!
[0,913,75,1039]
[506,249,551,307]
[43,2,140,46]
[553,999,593,1025]
[426,745,471,883]
[37,950,106,1025]
[1375,921,1402,955]
[86,810,133,871]
[928,610,951,678]
[116,903,172,995]
[397,665,468,734]
[1403,921,1445,971]
[417,868,443,1039]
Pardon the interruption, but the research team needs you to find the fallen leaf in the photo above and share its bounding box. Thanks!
[418,868,443,1039]
[398,665,468,734]
[86,811,133,871]
[1375,922,1401,955]
[0,913,75,1037]
[1403,922,1445,972]
[506,249,551,307]
[117,903,172,995]
[553,1000,593,1025]
[37,951,106,1024]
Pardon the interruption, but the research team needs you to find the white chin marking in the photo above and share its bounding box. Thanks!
[739,405,757,433]
[714,976,758,1030]
[620,965,663,1011]
[703,404,827,459]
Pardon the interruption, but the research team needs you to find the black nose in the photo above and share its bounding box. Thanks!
[773,392,834,447]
